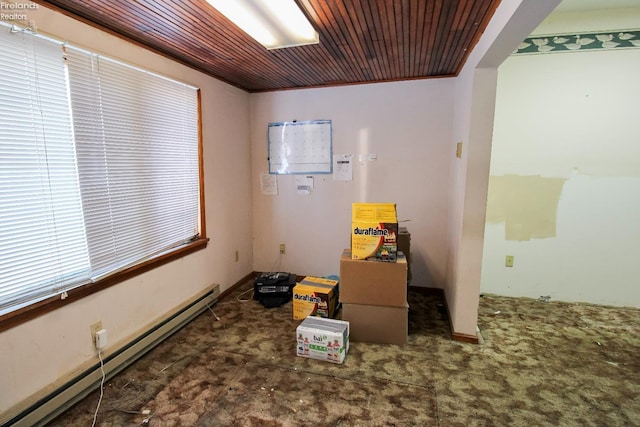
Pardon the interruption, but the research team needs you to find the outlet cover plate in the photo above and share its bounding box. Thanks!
[90,321,103,339]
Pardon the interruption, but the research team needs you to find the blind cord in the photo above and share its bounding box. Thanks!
[91,350,105,427]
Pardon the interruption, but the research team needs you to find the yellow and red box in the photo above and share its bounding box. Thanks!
[293,276,339,320]
[351,203,398,261]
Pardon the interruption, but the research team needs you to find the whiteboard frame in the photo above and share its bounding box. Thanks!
[267,120,332,175]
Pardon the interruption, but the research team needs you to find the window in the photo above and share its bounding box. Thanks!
[0,22,205,325]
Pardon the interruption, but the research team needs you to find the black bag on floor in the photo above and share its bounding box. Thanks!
[254,272,296,308]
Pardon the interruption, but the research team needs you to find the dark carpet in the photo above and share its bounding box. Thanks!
[49,280,640,426]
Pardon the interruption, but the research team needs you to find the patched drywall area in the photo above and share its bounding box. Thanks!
[486,175,566,241]
[481,7,640,308]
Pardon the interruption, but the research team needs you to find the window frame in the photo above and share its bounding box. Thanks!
[0,32,208,333]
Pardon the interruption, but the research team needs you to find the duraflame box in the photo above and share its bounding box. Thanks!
[351,203,398,261]
[351,222,398,261]
[293,276,340,320]
[296,317,350,364]
[341,303,408,345]
[339,249,407,307]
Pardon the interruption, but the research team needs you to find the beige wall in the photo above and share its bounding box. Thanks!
[250,80,455,288]
[482,7,640,307]
[0,3,253,414]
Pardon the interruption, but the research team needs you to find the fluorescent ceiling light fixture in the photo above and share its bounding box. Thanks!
[206,0,319,49]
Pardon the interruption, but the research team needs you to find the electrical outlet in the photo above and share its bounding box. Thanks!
[234,250,239,262]
[95,329,107,350]
[505,255,514,268]
[279,243,286,255]
[90,321,103,341]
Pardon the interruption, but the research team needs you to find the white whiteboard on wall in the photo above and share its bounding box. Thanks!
[268,120,332,174]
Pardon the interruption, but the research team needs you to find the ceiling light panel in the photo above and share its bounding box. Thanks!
[205,0,319,49]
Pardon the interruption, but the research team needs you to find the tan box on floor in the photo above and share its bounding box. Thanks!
[341,303,408,345]
[339,249,407,307]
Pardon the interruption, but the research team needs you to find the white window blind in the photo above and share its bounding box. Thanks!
[65,46,200,280]
[0,23,200,316]
[0,25,90,315]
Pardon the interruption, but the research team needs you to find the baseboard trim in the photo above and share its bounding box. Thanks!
[3,283,223,427]
[218,271,259,301]
[451,332,480,344]
[407,285,479,344]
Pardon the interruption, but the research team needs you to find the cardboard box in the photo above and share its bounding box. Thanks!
[296,316,350,364]
[352,203,397,222]
[339,249,407,307]
[351,222,398,261]
[341,303,408,345]
[351,203,398,261]
[293,276,340,320]
[398,227,411,282]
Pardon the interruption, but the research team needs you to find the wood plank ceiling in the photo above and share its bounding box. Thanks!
[36,0,502,92]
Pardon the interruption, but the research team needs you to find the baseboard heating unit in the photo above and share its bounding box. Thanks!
[3,284,220,427]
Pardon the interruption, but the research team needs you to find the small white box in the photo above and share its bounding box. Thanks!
[296,317,349,364]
